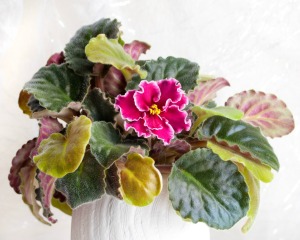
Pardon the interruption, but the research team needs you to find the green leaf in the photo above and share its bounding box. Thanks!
[89,121,132,168]
[65,18,121,75]
[235,163,260,233]
[33,116,92,178]
[119,153,162,206]
[18,90,32,116]
[168,148,249,229]
[126,56,200,92]
[190,106,244,136]
[55,151,106,208]
[85,34,147,80]
[82,89,117,122]
[207,141,273,183]
[200,116,279,171]
[24,64,89,112]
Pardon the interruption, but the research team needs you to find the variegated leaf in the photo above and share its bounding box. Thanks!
[188,78,230,105]
[226,90,294,138]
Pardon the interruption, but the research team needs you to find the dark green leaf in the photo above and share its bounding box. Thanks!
[168,148,249,229]
[24,64,89,112]
[89,121,132,168]
[55,151,106,208]
[200,116,279,171]
[126,56,199,92]
[65,18,121,75]
[83,89,117,122]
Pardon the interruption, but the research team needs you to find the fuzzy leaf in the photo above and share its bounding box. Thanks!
[126,56,200,92]
[105,163,122,200]
[36,172,57,224]
[8,138,37,193]
[82,89,117,122]
[85,34,147,80]
[168,148,249,229]
[51,197,72,216]
[23,64,89,112]
[235,163,260,233]
[120,153,162,206]
[18,90,32,116]
[124,40,151,60]
[31,117,63,158]
[188,78,230,105]
[200,116,279,171]
[226,90,294,138]
[19,165,50,225]
[33,116,92,178]
[89,121,132,168]
[65,18,121,74]
[55,151,106,208]
[190,106,244,136]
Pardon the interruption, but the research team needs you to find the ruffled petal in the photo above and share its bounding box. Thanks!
[160,105,191,133]
[151,121,174,145]
[144,113,164,130]
[169,93,189,110]
[134,80,161,111]
[124,118,151,138]
[115,90,142,121]
[156,78,182,109]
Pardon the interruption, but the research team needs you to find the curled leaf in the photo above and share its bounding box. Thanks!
[18,90,32,116]
[36,172,57,224]
[19,165,50,225]
[226,90,294,138]
[124,40,151,60]
[119,153,162,206]
[188,78,230,106]
[30,117,63,158]
[33,115,92,178]
[85,34,147,80]
[235,163,260,233]
[46,52,65,66]
[8,138,37,193]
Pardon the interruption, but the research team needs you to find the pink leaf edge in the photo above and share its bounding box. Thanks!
[188,77,230,106]
[226,90,295,138]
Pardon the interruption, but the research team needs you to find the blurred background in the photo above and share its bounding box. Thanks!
[0,0,299,239]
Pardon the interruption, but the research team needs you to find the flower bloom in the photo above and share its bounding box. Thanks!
[115,78,191,144]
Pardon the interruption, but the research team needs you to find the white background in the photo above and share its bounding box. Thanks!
[0,0,299,239]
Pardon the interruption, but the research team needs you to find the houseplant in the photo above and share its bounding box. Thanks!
[8,18,294,237]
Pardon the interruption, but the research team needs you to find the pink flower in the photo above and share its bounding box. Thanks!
[115,78,191,144]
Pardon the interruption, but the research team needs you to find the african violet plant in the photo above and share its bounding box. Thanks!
[9,18,294,232]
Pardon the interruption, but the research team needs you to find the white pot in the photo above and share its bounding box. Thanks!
[71,175,210,240]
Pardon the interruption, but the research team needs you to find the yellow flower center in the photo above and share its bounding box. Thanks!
[149,104,161,115]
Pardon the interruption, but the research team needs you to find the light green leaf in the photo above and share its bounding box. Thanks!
[33,116,92,178]
[190,106,244,136]
[24,64,89,112]
[85,34,147,80]
[200,116,279,172]
[126,56,200,92]
[120,153,162,206]
[65,18,121,74]
[235,163,260,233]
[168,148,249,229]
[207,141,273,183]
[55,151,106,208]
[89,121,132,168]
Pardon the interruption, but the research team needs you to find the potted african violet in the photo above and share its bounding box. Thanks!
[9,18,294,240]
